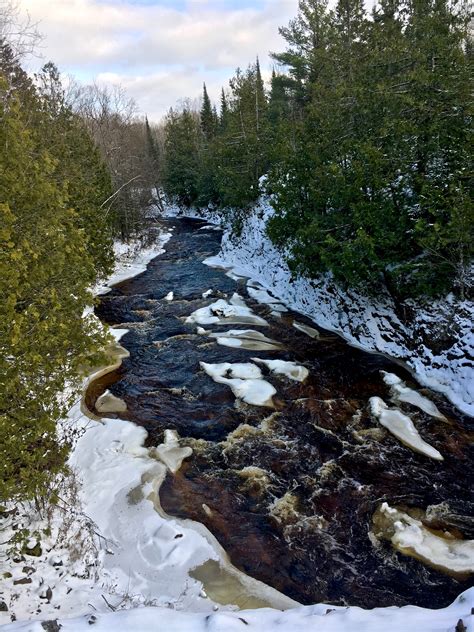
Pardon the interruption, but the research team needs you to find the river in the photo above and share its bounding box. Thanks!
[88,217,473,609]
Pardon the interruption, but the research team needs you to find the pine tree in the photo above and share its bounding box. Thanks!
[197,85,219,205]
[271,0,333,109]
[220,88,229,130]
[36,62,114,278]
[145,115,165,211]
[200,83,216,140]
[212,61,269,207]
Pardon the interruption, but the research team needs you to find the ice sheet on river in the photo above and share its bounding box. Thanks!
[186,294,268,326]
[95,389,127,413]
[200,361,276,407]
[382,372,446,420]
[153,428,192,473]
[370,397,443,460]
[208,329,283,351]
[292,321,320,339]
[252,358,309,382]
[377,503,474,575]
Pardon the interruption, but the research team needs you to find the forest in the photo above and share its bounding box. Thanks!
[161,0,473,300]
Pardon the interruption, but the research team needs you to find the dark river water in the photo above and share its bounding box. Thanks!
[91,217,473,609]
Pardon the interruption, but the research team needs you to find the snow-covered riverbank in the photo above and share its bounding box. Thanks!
[164,198,474,418]
[0,231,170,623]
[3,589,474,632]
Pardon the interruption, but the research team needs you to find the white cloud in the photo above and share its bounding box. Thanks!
[18,0,298,120]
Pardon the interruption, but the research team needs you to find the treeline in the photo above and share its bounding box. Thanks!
[161,0,473,299]
[162,61,268,209]
[0,26,156,503]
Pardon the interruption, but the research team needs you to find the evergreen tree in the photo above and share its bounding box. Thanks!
[145,115,165,211]
[162,107,201,206]
[213,61,269,207]
[0,47,111,503]
[271,0,333,108]
[220,88,229,130]
[200,83,216,140]
[36,62,114,278]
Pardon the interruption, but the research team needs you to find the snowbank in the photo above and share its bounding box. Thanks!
[3,588,474,631]
[165,198,473,416]
[95,232,173,295]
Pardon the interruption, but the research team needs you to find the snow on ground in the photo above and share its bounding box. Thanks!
[66,402,219,612]
[378,503,474,576]
[165,198,474,416]
[3,589,474,632]
[370,397,444,460]
[247,286,288,312]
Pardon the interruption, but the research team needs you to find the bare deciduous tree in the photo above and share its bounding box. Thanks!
[0,0,41,60]
[67,81,160,238]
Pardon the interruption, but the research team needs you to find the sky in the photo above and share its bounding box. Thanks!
[17,0,299,122]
